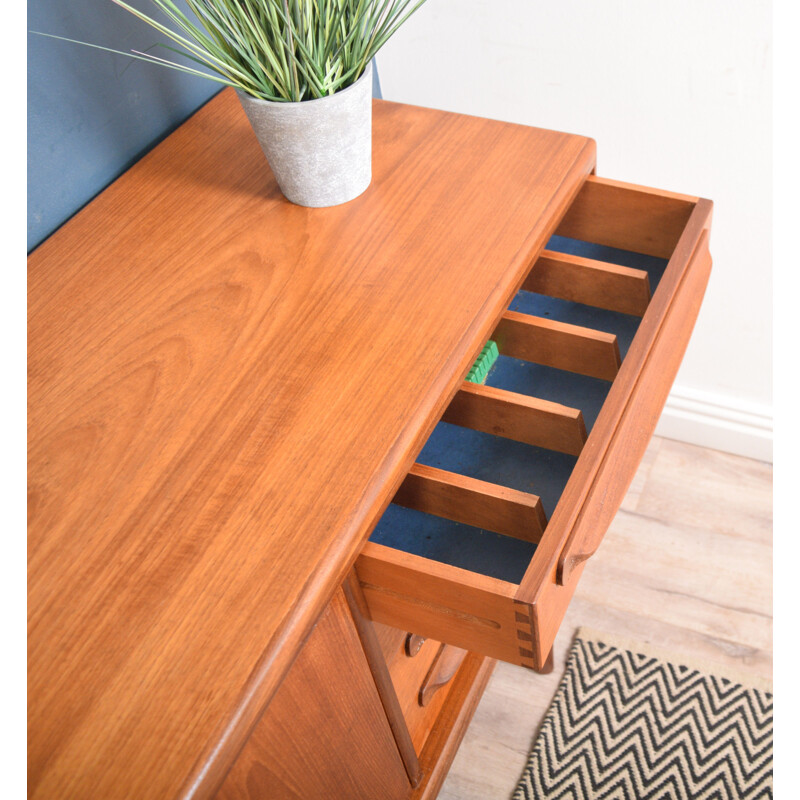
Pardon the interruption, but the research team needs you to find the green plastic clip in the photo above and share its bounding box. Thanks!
[465,340,499,384]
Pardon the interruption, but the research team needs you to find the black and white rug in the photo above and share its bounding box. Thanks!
[513,629,773,799]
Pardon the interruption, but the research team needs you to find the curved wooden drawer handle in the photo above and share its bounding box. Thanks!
[418,644,468,707]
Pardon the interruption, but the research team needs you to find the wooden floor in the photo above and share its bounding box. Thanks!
[439,436,773,800]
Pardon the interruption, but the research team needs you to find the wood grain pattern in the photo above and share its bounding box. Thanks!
[442,382,587,456]
[216,588,410,800]
[394,463,546,543]
[410,654,496,800]
[342,572,421,786]
[523,250,651,316]
[493,309,621,380]
[516,198,713,667]
[358,183,713,675]
[557,231,713,582]
[419,645,468,706]
[357,542,524,665]
[554,175,696,259]
[371,623,454,756]
[28,90,594,800]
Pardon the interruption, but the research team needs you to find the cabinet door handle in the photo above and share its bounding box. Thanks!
[404,633,426,657]
[418,644,468,706]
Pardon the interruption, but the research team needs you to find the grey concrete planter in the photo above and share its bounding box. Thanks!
[236,63,372,207]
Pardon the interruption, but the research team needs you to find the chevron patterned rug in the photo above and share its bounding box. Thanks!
[513,629,773,799]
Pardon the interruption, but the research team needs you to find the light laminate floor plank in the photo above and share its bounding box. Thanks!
[438,437,773,800]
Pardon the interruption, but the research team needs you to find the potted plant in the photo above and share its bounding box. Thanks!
[41,1,427,207]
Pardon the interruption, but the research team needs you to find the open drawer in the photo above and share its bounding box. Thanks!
[356,176,713,671]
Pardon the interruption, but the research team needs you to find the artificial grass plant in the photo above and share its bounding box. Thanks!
[37,0,427,101]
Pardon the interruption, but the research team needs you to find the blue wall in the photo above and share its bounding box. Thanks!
[27,1,223,252]
[27,1,384,252]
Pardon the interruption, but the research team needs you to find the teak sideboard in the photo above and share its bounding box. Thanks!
[28,93,713,799]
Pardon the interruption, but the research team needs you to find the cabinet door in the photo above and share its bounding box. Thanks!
[217,588,410,800]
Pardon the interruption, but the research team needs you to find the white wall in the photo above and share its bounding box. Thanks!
[378,0,772,461]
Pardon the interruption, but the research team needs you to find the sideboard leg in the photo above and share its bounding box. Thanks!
[538,648,555,675]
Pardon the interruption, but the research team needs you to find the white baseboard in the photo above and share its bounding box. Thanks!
[655,386,773,463]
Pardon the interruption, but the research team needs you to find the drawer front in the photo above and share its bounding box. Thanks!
[357,176,713,671]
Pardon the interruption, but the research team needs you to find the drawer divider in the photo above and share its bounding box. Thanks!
[523,249,652,316]
[493,310,621,381]
[442,382,587,456]
[394,463,547,543]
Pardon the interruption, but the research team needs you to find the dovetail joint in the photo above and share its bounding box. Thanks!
[513,600,537,669]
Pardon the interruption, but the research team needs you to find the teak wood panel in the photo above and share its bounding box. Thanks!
[523,250,651,316]
[518,198,714,667]
[217,589,410,800]
[394,464,546,544]
[357,543,524,665]
[556,232,713,583]
[409,653,496,800]
[357,182,713,673]
[342,572,421,785]
[554,175,697,259]
[492,310,621,380]
[419,644,468,707]
[371,622,456,756]
[28,90,595,800]
[442,382,587,456]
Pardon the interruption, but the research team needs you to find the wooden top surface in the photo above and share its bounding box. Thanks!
[28,91,594,799]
